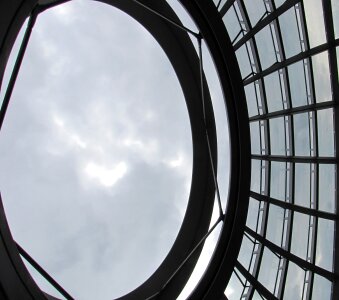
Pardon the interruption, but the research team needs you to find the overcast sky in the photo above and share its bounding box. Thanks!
[0,0,231,299]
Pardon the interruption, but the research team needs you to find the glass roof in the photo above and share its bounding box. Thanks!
[216,0,338,299]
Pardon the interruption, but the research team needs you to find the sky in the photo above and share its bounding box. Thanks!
[0,0,230,299]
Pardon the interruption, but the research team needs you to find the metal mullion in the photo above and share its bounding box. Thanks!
[251,154,337,164]
[132,0,200,38]
[320,1,339,299]
[243,39,339,85]
[236,262,279,300]
[219,0,237,17]
[0,9,38,130]
[245,226,336,281]
[147,216,223,299]
[16,242,74,300]
[250,191,337,220]
[233,0,299,51]
[249,101,336,122]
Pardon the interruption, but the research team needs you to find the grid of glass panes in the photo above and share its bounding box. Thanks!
[216,0,338,298]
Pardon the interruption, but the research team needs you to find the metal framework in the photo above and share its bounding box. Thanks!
[0,0,338,299]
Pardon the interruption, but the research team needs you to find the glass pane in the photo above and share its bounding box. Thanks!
[303,0,326,48]
[279,7,301,58]
[238,235,255,271]
[245,83,259,117]
[318,164,335,213]
[223,6,242,43]
[312,52,332,103]
[250,121,261,154]
[255,26,277,70]
[284,262,304,299]
[251,159,261,193]
[291,212,309,259]
[317,109,334,156]
[270,117,285,155]
[225,271,244,300]
[265,71,283,112]
[312,274,332,300]
[316,218,334,271]
[270,161,285,201]
[333,0,339,39]
[247,197,260,232]
[294,113,310,156]
[236,44,253,78]
[294,163,310,207]
[266,204,284,246]
[258,247,279,294]
[288,61,308,107]
[242,0,266,27]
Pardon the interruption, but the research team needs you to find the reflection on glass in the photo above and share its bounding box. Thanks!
[288,61,308,107]
[225,271,244,300]
[266,204,284,246]
[318,164,335,212]
[317,109,334,157]
[255,26,277,70]
[236,44,253,78]
[303,0,326,48]
[265,71,283,112]
[291,212,309,259]
[242,0,266,27]
[313,52,332,103]
[279,7,301,58]
[316,218,334,271]
[258,247,279,294]
[284,262,304,299]
[294,163,310,207]
[270,117,285,155]
[238,235,254,271]
[251,160,261,193]
[294,113,310,156]
[246,197,260,232]
[245,83,259,117]
[312,274,332,300]
[250,121,261,154]
[270,161,286,201]
[223,5,242,43]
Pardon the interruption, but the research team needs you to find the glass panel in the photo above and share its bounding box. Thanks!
[291,212,309,259]
[303,0,326,48]
[223,5,242,43]
[258,247,279,294]
[294,163,310,207]
[242,0,266,27]
[288,61,308,107]
[225,271,244,300]
[317,109,334,157]
[247,197,260,232]
[236,44,253,78]
[312,274,332,300]
[294,113,310,156]
[279,7,301,58]
[255,26,277,70]
[333,0,339,39]
[284,262,304,299]
[266,204,284,246]
[318,164,335,213]
[264,71,283,112]
[270,161,285,201]
[250,121,261,154]
[316,218,334,271]
[238,235,255,270]
[312,52,332,103]
[251,159,261,193]
[245,83,259,117]
[270,117,285,155]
